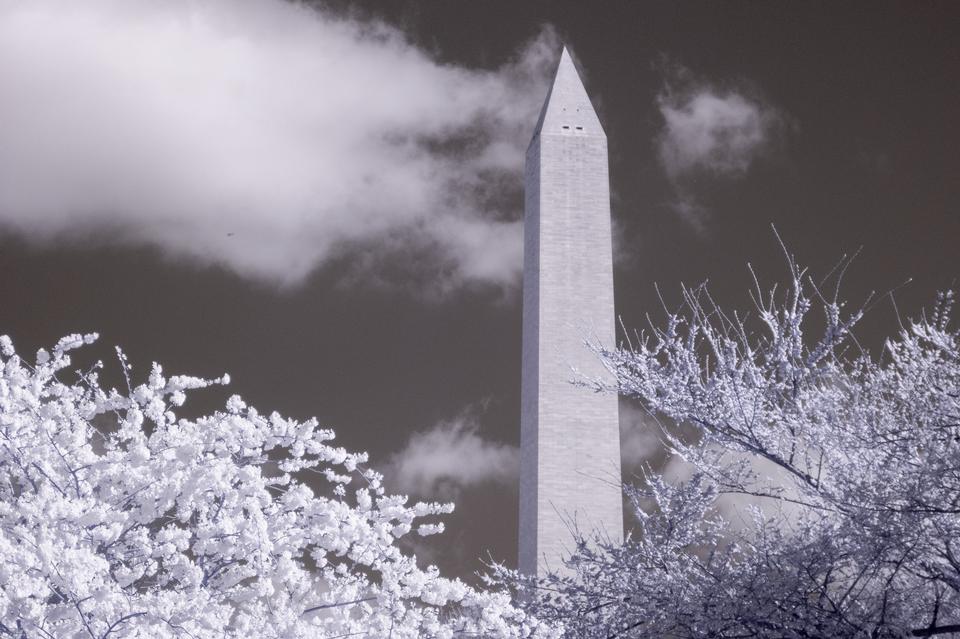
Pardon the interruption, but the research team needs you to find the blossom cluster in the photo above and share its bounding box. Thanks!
[0,334,552,638]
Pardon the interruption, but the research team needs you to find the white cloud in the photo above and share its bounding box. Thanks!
[663,448,805,533]
[619,401,663,475]
[668,195,711,234]
[658,90,781,179]
[385,407,519,500]
[655,64,785,230]
[0,0,556,291]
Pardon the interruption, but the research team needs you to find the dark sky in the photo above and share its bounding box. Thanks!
[1,1,958,580]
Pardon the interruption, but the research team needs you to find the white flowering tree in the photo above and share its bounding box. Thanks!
[0,334,553,638]
[504,253,960,638]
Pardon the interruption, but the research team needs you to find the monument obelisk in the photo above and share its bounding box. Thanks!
[519,47,623,576]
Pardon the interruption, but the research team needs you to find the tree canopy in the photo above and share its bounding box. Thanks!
[0,334,552,638]
[507,256,960,639]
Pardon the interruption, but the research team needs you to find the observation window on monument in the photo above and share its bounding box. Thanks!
[575,126,583,130]
[562,125,570,129]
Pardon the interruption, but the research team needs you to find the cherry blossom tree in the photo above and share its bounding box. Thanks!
[504,252,960,638]
[0,334,553,638]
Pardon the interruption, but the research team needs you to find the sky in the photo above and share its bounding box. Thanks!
[0,0,958,580]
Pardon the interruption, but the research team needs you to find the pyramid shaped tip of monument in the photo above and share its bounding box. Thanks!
[559,45,574,65]
[529,44,605,142]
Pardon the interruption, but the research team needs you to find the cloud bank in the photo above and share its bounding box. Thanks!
[386,408,519,500]
[656,63,786,231]
[0,0,555,291]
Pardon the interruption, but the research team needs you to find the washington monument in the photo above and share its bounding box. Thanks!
[519,47,623,576]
